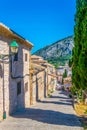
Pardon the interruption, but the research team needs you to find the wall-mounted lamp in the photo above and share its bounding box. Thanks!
[10,40,19,54]
[0,40,19,60]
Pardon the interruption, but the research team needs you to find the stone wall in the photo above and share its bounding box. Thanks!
[32,75,37,105]
[0,36,10,120]
[36,70,45,101]
[0,36,30,120]
[47,66,56,95]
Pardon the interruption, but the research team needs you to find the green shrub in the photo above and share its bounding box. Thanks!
[70,86,78,95]
[84,109,87,114]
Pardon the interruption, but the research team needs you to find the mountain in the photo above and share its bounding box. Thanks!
[34,36,74,67]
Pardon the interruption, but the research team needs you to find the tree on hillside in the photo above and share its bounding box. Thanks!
[63,69,67,78]
[68,57,73,67]
[72,0,87,98]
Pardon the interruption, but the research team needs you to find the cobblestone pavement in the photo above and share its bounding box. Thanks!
[0,90,83,130]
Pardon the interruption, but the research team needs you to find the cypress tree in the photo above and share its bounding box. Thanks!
[63,69,67,78]
[72,0,87,90]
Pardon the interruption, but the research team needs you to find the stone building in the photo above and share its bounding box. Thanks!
[31,55,57,98]
[0,23,33,120]
[30,56,46,104]
[43,62,57,96]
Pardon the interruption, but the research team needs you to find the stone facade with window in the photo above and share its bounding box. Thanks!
[30,62,46,105]
[0,23,33,120]
[44,63,56,95]
[31,55,57,98]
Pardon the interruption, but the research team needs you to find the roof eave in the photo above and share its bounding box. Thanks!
[0,23,33,49]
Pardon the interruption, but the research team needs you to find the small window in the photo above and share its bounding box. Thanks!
[25,82,28,92]
[25,53,28,61]
[0,64,3,78]
[17,81,21,95]
[14,52,18,61]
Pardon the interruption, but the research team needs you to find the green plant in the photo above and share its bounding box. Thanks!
[48,89,54,94]
[84,109,87,114]
[50,89,54,93]
[70,86,83,102]
[48,93,51,98]
[68,57,73,67]
[70,86,78,95]
[48,89,54,98]
[83,124,87,130]
[63,69,67,78]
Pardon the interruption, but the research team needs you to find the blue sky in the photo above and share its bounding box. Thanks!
[0,0,76,53]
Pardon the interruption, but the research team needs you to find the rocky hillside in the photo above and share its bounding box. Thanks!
[34,36,74,66]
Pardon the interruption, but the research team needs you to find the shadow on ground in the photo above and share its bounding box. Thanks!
[38,100,72,105]
[11,107,81,128]
[50,95,69,99]
[10,90,82,128]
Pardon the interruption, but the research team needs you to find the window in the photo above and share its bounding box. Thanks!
[14,52,18,61]
[25,53,28,61]
[17,81,21,95]
[0,64,3,78]
[25,82,28,92]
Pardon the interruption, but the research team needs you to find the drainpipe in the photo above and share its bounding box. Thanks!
[2,61,6,119]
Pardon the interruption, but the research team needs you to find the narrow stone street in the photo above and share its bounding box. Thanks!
[0,90,83,130]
